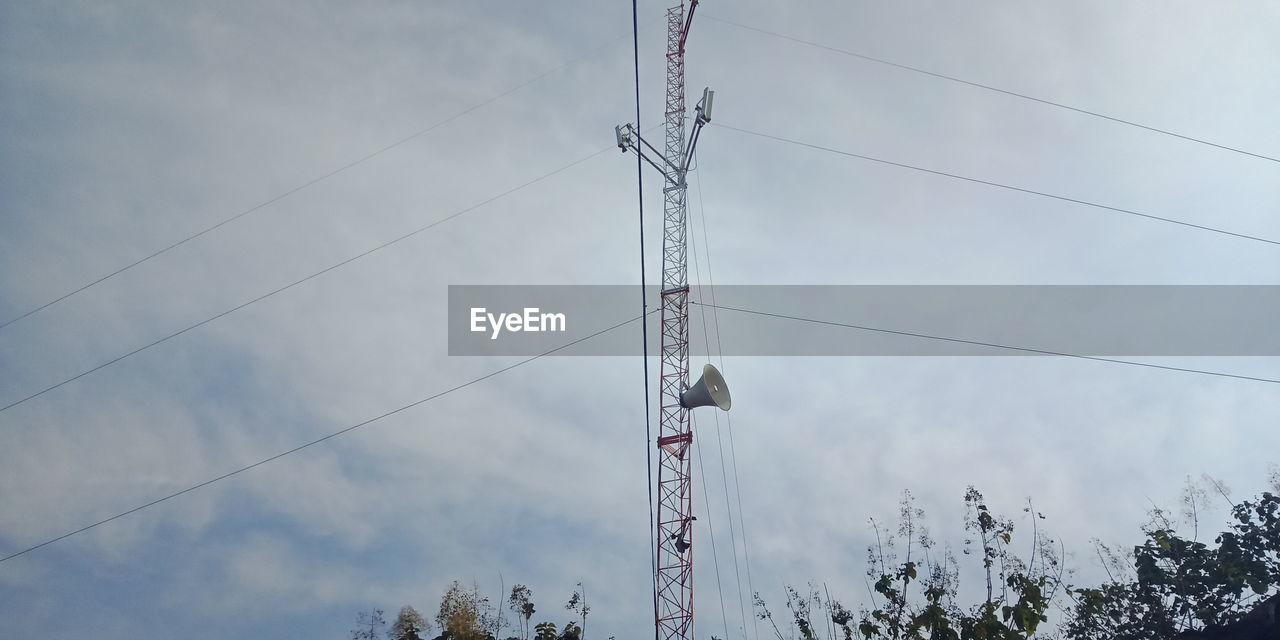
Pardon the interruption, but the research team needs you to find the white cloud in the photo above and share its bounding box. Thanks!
[1,1,1277,639]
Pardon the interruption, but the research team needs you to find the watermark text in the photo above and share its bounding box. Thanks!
[470,307,567,340]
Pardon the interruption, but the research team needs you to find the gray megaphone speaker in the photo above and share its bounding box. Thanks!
[680,364,732,411]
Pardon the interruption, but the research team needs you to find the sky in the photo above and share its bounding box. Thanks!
[2,1,1279,638]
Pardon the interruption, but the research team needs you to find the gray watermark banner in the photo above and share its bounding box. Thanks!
[447,285,1280,356]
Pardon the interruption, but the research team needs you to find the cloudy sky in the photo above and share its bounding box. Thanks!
[2,1,1278,638]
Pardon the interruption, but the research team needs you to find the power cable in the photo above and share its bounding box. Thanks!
[631,0,662,635]
[725,406,760,640]
[688,184,734,640]
[703,14,1280,166]
[0,143,618,415]
[0,23,648,333]
[692,168,760,640]
[0,310,654,565]
[689,301,1280,385]
[716,123,1280,247]
[690,169,754,640]
[691,412,732,640]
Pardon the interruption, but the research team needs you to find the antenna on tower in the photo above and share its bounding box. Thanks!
[614,3,728,640]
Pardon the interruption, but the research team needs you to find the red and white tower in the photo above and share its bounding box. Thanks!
[615,3,730,640]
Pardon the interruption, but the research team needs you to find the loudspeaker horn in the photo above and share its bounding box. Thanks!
[680,364,732,411]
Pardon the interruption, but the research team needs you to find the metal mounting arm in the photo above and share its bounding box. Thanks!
[616,123,679,185]
[678,0,700,54]
[614,87,715,188]
[679,87,714,171]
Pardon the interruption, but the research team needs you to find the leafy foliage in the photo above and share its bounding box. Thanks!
[1066,491,1280,639]
[351,475,1279,640]
[846,488,1057,640]
[435,581,494,640]
[508,584,536,640]
[350,609,386,640]
[755,481,1277,640]
[565,582,590,640]
[391,605,430,640]
[558,621,583,640]
[534,621,558,640]
[755,489,1065,640]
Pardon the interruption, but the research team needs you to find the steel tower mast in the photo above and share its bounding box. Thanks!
[654,4,697,639]
[616,3,728,640]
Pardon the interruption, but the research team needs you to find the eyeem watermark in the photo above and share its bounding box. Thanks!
[449,284,1280,356]
[470,307,566,340]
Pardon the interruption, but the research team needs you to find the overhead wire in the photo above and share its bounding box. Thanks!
[631,0,662,635]
[0,19,659,333]
[703,14,1280,166]
[691,164,760,640]
[723,393,760,640]
[691,412,732,640]
[688,301,1280,385]
[0,310,655,565]
[688,186,732,640]
[715,123,1280,247]
[0,141,625,415]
